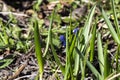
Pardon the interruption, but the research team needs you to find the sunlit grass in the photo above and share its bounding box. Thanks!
[29,1,120,79]
[0,0,120,80]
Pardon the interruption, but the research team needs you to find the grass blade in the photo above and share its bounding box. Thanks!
[34,20,44,79]
[111,0,120,36]
[75,47,102,79]
[104,43,111,78]
[97,32,104,76]
[48,10,65,74]
[83,5,96,43]
[73,49,80,76]
[90,23,96,62]
[43,9,55,57]
[101,8,120,44]
[50,42,65,74]
[87,61,103,80]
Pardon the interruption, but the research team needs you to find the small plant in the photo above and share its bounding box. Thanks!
[1,0,120,80]
[33,0,42,11]
[34,19,44,80]
[33,0,120,79]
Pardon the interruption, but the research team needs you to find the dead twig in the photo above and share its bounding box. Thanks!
[7,64,27,80]
[0,12,28,17]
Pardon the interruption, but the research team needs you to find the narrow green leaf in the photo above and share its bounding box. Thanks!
[34,20,44,79]
[111,0,120,36]
[90,23,96,62]
[0,55,15,69]
[65,26,69,66]
[48,10,65,74]
[83,5,96,43]
[105,72,117,80]
[43,9,55,57]
[34,74,39,80]
[97,32,104,76]
[73,49,79,76]
[65,26,73,79]
[87,61,103,80]
[101,8,120,44]
[64,26,70,80]
[69,34,77,54]
[104,43,111,78]
[106,72,120,80]
[115,45,120,72]
[34,0,42,11]
[64,63,70,80]
[50,43,65,74]
[75,47,102,79]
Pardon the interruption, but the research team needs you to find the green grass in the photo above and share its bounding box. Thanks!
[0,0,120,80]
[34,19,44,80]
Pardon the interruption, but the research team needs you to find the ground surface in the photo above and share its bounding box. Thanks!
[0,0,120,80]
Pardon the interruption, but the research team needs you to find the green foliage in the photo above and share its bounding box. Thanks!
[97,32,104,76]
[32,1,120,79]
[0,54,15,69]
[34,19,44,79]
[90,23,96,62]
[0,15,32,69]
[33,0,42,11]
[1,0,120,80]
